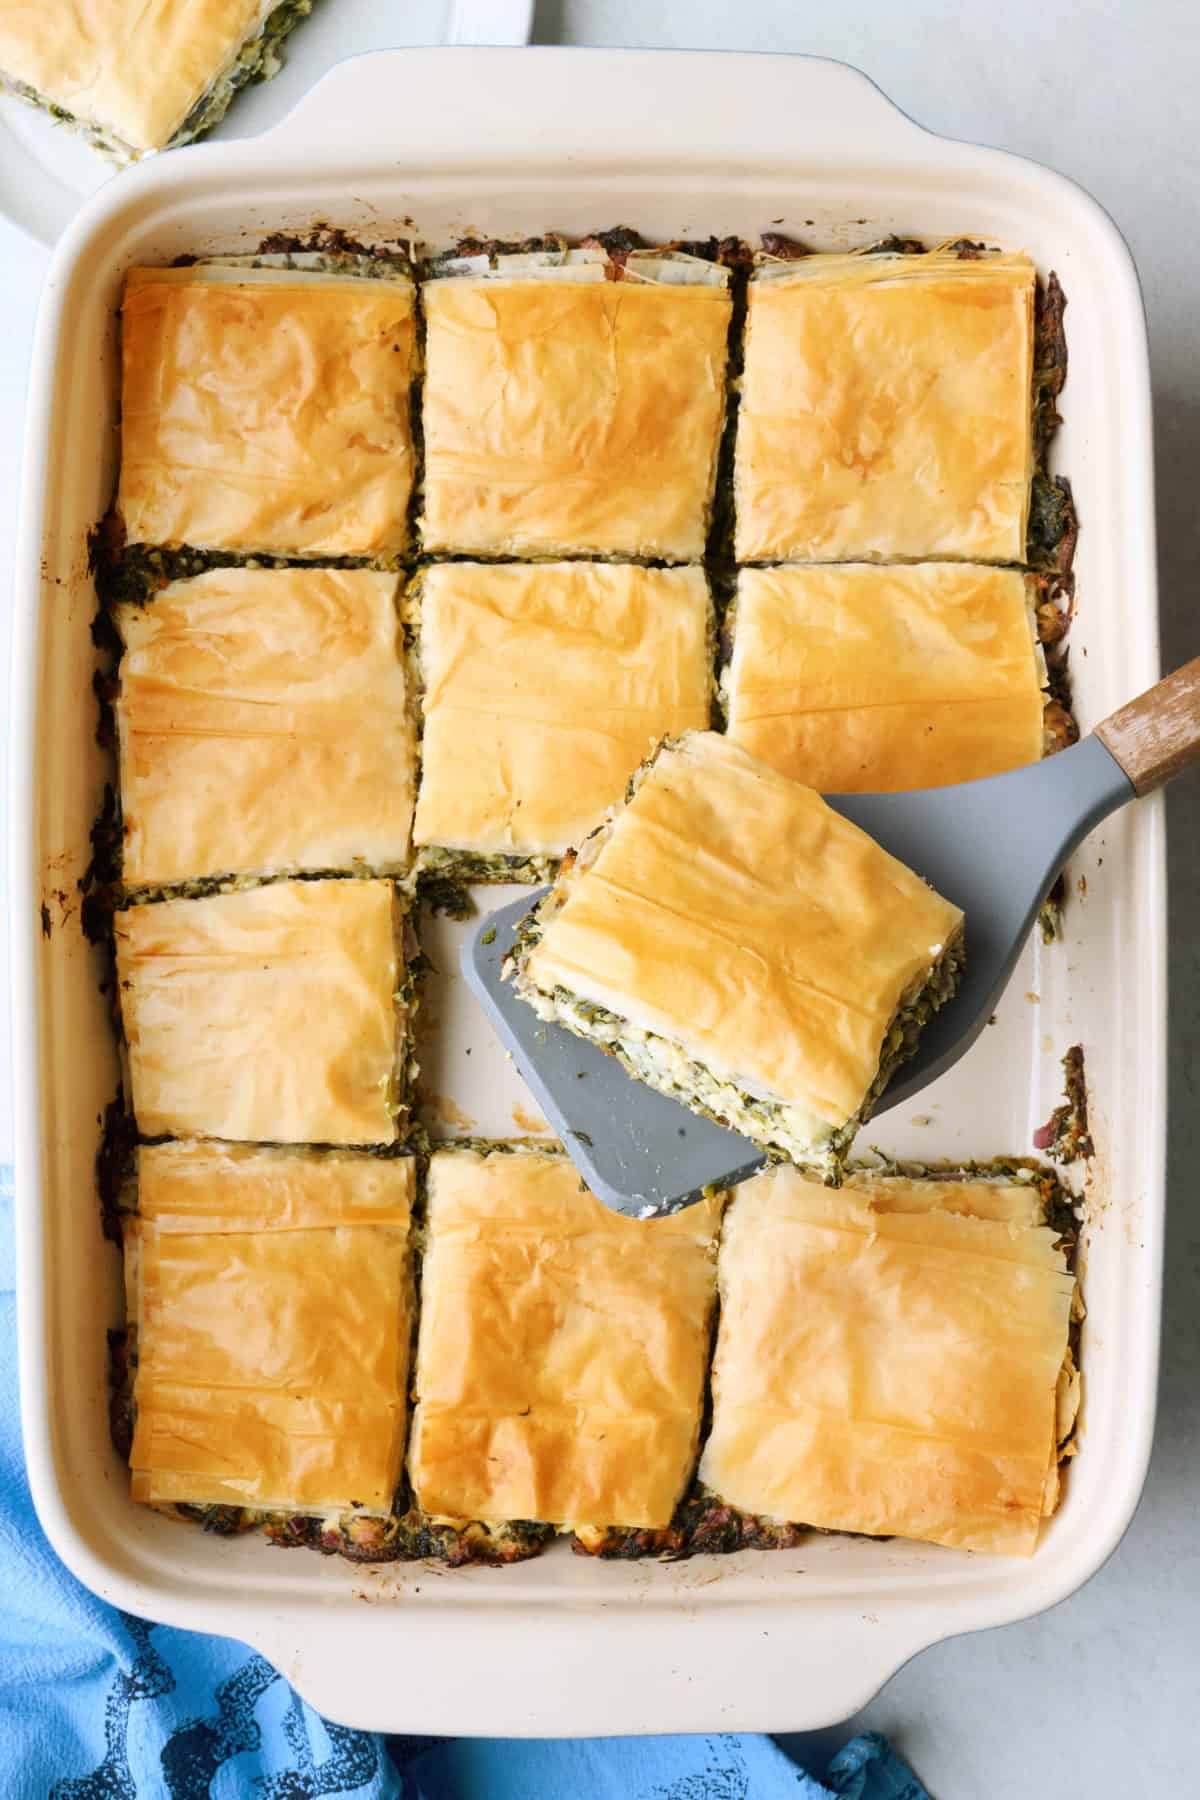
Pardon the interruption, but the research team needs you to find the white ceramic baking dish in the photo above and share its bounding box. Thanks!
[9,48,1164,1736]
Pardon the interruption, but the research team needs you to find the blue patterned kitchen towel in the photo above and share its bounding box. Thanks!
[398,1730,931,1798]
[0,1166,928,1800]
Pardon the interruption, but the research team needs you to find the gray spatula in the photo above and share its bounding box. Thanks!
[461,661,1200,1216]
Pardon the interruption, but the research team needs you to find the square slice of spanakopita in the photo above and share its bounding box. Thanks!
[508,731,963,1178]
[735,249,1036,564]
[408,1146,722,1537]
[117,259,416,558]
[115,565,416,889]
[125,1140,414,1528]
[420,249,732,560]
[113,878,410,1145]
[0,0,313,160]
[696,1164,1077,1557]
[723,562,1048,792]
[412,561,713,881]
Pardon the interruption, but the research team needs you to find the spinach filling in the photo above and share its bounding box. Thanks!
[253,228,414,272]
[141,1495,551,1566]
[862,935,965,1121]
[574,1494,806,1560]
[424,226,748,281]
[197,248,413,282]
[1,77,122,158]
[705,259,747,594]
[163,0,316,152]
[1027,270,1076,571]
[1033,1044,1094,1163]
[415,847,559,901]
[1027,471,1079,573]
[93,542,402,612]
[260,1506,552,1566]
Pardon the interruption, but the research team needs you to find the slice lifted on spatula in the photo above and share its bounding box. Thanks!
[465,663,1200,1216]
[505,732,964,1183]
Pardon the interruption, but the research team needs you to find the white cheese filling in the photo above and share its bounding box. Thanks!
[519,982,842,1174]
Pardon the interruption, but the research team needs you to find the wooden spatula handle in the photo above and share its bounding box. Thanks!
[1095,657,1200,796]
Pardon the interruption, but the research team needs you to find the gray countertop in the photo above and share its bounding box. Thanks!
[528,6,1200,1791]
[3,4,1197,1791]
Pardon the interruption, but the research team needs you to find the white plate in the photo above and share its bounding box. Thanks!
[10,48,1164,1737]
[0,0,534,245]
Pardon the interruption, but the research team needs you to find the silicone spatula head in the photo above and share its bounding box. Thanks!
[462,662,1200,1216]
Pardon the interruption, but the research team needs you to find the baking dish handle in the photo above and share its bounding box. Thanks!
[250,47,934,166]
[242,1605,955,1739]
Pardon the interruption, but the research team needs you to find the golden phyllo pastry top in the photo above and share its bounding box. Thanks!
[413,561,712,858]
[736,251,1035,564]
[116,566,416,886]
[724,562,1046,791]
[421,275,731,559]
[409,1147,722,1529]
[114,879,404,1146]
[118,265,416,557]
[128,1140,414,1514]
[699,1165,1076,1555]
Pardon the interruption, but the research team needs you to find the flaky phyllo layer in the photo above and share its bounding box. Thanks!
[114,878,410,1146]
[736,249,1036,565]
[419,250,733,560]
[509,732,963,1177]
[115,564,417,888]
[721,562,1050,793]
[126,1141,415,1517]
[409,1146,723,1532]
[118,261,417,559]
[410,561,714,870]
[697,1166,1079,1556]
